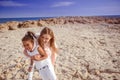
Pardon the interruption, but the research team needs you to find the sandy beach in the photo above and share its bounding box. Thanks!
[0,17,120,80]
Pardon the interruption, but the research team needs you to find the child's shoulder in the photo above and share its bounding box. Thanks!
[37,45,43,51]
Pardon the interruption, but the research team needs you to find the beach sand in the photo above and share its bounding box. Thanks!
[0,23,120,80]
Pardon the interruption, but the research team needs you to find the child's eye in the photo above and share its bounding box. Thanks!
[26,44,29,46]
[42,37,44,38]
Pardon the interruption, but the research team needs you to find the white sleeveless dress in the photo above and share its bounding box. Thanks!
[35,33,57,61]
[27,45,57,80]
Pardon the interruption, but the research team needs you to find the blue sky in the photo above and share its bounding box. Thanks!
[0,0,120,18]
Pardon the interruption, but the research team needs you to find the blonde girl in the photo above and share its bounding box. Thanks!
[38,27,58,65]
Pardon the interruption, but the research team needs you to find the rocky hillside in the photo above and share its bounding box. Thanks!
[0,16,120,31]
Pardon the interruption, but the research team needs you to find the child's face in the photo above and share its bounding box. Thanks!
[41,34,51,44]
[22,41,33,51]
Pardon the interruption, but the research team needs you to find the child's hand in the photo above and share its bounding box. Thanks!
[31,56,35,60]
[28,66,32,72]
[34,54,41,61]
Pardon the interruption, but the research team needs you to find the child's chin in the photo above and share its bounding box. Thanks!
[28,49,32,52]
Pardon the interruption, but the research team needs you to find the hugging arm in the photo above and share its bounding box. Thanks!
[34,46,48,61]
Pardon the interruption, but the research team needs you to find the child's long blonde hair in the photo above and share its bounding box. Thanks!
[38,27,58,54]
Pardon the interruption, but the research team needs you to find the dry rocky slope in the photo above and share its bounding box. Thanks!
[0,16,120,31]
[0,16,120,80]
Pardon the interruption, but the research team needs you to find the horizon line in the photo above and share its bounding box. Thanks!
[0,14,120,18]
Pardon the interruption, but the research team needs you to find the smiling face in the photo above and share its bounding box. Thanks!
[22,40,33,51]
[41,34,51,44]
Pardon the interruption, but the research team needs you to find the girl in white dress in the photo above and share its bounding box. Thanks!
[38,27,58,65]
[22,31,57,80]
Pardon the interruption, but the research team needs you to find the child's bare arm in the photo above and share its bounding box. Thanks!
[34,46,48,61]
[51,53,56,65]
[23,49,31,57]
